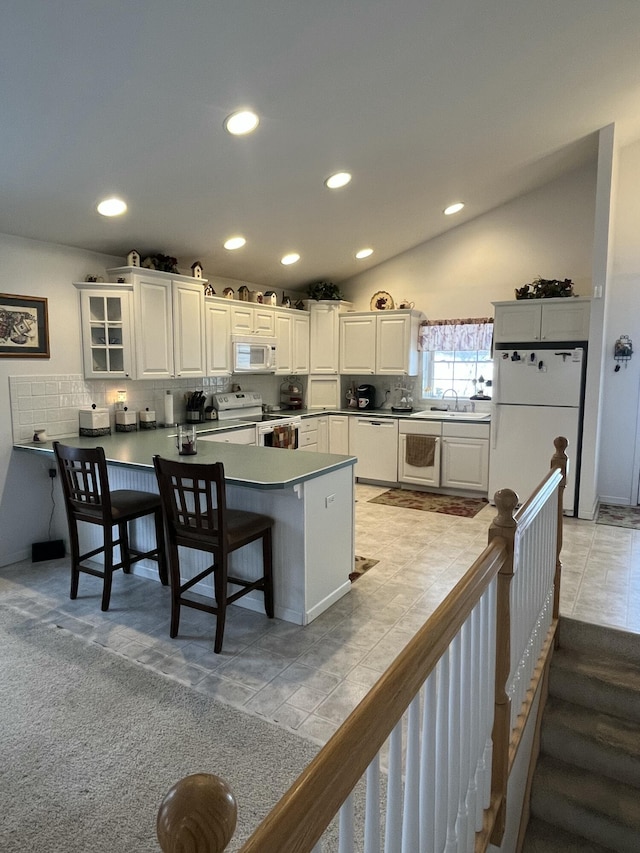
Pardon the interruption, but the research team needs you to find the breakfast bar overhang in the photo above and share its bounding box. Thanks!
[16,432,357,626]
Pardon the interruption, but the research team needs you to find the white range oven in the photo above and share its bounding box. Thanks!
[211,392,301,449]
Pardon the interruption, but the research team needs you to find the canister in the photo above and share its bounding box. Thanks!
[115,408,137,432]
[139,408,157,430]
[79,405,111,436]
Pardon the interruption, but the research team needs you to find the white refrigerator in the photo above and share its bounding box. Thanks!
[488,347,585,514]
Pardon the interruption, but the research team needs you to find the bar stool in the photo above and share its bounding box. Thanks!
[153,456,274,653]
[53,442,168,611]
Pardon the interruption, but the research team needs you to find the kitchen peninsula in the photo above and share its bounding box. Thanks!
[16,431,356,626]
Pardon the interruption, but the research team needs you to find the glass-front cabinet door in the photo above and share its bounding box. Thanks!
[79,288,133,378]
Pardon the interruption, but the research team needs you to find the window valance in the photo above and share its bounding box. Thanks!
[418,317,493,352]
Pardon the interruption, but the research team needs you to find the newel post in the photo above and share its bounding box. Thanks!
[487,487,519,846]
[551,436,568,630]
[157,773,237,853]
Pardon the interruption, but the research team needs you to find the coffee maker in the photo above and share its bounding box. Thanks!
[355,384,377,410]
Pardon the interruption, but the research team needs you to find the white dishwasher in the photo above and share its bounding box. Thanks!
[349,417,399,482]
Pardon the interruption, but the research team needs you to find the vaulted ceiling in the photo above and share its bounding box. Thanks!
[2,1,640,289]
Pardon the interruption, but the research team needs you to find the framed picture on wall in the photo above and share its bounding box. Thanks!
[0,293,50,357]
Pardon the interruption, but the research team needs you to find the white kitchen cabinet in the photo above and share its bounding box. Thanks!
[307,375,341,410]
[492,298,591,344]
[292,312,310,374]
[339,314,376,373]
[308,301,345,374]
[329,415,350,454]
[200,426,256,445]
[299,418,318,452]
[339,309,424,375]
[349,416,399,482]
[205,297,232,376]
[440,422,490,491]
[275,309,310,374]
[317,416,329,453]
[398,420,441,487]
[108,267,205,380]
[75,284,133,379]
[398,419,489,492]
[231,304,275,336]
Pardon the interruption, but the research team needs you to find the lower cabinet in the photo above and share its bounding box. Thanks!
[441,432,489,491]
[398,420,441,487]
[299,416,329,452]
[398,420,489,492]
[328,415,349,454]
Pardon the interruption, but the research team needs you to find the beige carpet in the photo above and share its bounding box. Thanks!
[368,489,488,518]
[0,604,322,853]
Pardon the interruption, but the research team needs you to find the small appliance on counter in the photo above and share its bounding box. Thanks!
[390,386,414,413]
[355,384,377,410]
[280,379,304,410]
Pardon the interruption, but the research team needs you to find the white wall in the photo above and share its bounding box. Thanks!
[0,235,122,563]
[600,137,640,504]
[340,164,597,318]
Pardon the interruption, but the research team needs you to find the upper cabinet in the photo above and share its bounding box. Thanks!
[340,309,425,375]
[75,284,133,379]
[308,301,350,374]
[231,304,275,336]
[492,298,591,344]
[205,297,232,376]
[275,309,310,374]
[108,267,206,379]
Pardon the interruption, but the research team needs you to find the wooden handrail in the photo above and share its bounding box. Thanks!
[157,773,237,853]
[237,539,508,853]
[158,437,569,853]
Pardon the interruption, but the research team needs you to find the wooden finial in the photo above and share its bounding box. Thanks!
[157,773,237,853]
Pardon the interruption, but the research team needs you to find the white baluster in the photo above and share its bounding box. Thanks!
[444,632,461,853]
[338,793,354,853]
[420,672,438,851]
[364,755,381,853]
[384,722,403,853]
[435,652,450,853]
[402,695,421,852]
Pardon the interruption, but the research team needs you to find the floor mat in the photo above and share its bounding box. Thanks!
[368,489,488,518]
[596,503,640,530]
[350,555,379,582]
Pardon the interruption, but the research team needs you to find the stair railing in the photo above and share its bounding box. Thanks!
[157,438,568,853]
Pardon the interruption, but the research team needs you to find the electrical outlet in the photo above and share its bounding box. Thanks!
[48,468,57,478]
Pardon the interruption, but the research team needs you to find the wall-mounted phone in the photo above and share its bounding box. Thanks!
[614,335,633,371]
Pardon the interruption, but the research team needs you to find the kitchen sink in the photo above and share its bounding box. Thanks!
[410,410,491,421]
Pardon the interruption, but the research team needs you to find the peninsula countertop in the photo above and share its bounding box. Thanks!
[14,429,356,491]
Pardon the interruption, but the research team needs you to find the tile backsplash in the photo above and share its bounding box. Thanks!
[9,374,233,443]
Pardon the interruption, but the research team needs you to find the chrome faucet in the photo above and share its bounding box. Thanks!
[441,388,459,411]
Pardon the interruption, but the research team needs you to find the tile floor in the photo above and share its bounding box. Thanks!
[1,483,639,747]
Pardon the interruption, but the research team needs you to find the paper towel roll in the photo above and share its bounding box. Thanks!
[164,391,174,425]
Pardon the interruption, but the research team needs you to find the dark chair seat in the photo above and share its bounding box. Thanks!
[153,455,274,653]
[53,442,168,611]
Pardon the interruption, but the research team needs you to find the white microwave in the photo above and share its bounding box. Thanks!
[232,335,277,373]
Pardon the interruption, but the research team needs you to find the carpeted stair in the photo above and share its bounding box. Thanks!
[523,618,640,853]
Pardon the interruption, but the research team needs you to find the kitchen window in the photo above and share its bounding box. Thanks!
[419,318,494,400]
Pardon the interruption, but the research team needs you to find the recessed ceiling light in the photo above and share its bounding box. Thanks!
[444,202,464,216]
[224,236,246,250]
[224,110,259,136]
[281,253,300,266]
[325,172,352,190]
[97,197,127,217]
[355,248,373,259]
